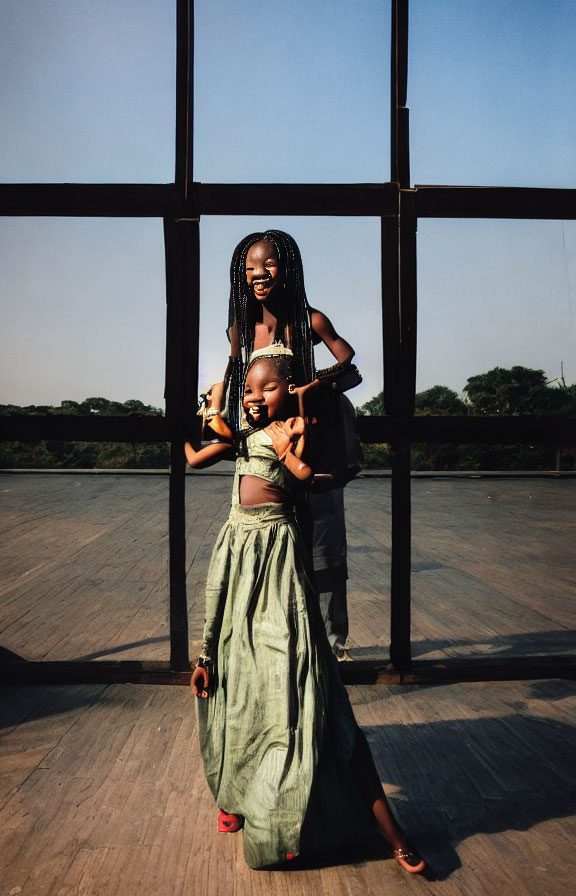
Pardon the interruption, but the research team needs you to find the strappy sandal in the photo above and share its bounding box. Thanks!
[392,845,426,874]
[218,809,244,833]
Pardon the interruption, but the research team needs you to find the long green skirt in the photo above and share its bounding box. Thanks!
[197,501,375,869]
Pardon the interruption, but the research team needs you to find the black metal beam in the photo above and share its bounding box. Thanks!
[163,218,200,672]
[357,415,576,445]
[175,0,194,195]
[198,182,398,216]
[391,0,410,187]
[0,183,187,217]
[0,182,397,218]
[3,654,573,687]
[414,185,576,219]
[340,654,576,685]
[389,444,412,669]
[2,413,573,447]
[3,183,576,221]
[0,415,168,442]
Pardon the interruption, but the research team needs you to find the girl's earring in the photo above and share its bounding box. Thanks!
[288,383,296,393]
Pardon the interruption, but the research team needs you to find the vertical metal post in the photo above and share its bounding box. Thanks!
[386,0,414,669]
[389,443,411,667]
[163,0,197,672]
[391,0,410,188]
[164,219,199,671]
[175,0,194,195]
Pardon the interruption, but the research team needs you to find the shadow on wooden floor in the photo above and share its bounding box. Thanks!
[1,679,575,894]
[352,627,576,660]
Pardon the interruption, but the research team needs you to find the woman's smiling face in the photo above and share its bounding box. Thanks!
[245,240,281,302]
[242,359,291,425]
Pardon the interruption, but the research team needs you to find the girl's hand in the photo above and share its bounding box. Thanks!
[191,665,209,698]
[267,420,291,459]
[283,416,307,458]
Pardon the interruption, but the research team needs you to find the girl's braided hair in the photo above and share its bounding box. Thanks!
[226,230,315,430]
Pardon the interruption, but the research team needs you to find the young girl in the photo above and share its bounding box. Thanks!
[185,347,425,874]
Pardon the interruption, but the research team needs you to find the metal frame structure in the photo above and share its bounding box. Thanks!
[1,0,575,685]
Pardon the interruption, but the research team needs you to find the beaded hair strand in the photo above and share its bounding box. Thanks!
[226,230,315,431]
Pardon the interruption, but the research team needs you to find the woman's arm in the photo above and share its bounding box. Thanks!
[185,440,233,469]
[310,308,354,364]
[227,320,240,358]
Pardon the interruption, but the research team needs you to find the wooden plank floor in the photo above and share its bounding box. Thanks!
[1,473,575,892]
[1,678,575,895]
[1,473,575,665]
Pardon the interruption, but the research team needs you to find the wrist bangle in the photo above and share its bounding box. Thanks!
[196,654,212,669]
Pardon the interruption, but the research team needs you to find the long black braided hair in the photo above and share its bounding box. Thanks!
[225,230,315,431]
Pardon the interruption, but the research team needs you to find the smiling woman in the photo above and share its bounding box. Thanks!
[245,239,281,303]
[222,229,355,432]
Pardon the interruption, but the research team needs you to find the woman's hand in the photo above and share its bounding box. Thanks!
[191,664,209,698]
[289,381,321,421]
[283,416,306,438]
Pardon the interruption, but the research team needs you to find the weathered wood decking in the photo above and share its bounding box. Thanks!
[1,679,575,895]
[1,472,576,893]
[1,472,574,666]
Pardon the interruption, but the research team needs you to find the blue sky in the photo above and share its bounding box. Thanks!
[1,0,575,410]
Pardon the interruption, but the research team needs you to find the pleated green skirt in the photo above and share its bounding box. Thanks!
[197,501,375,869]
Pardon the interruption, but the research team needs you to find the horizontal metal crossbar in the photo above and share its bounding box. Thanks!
[0,182,398,218]
[2,183,576,220]
[414,185,576,219]
[2,655,574,687]
[1,414,574,445]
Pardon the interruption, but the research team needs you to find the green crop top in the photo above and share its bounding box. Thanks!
[233,428,300,504]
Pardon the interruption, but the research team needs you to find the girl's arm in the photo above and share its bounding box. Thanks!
[185,440,233,469]
[191,664,209,698]
[267,419,313,481]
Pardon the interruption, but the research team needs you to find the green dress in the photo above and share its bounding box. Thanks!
[197,429,375,868]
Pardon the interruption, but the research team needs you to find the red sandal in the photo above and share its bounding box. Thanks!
[218,809,244,833]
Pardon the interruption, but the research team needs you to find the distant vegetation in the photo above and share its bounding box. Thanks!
[356,366,576,471]
[1,368,575,471]
[0,397,169,469]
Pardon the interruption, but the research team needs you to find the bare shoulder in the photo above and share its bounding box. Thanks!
[310,307,338,338]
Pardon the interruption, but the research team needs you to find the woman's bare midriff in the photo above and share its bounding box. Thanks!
[239,475,289,505]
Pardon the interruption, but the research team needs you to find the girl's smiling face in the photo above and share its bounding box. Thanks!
[243,359,292,425]
[245,240,281,302]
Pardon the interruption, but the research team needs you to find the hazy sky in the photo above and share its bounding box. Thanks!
[1,0,575,410]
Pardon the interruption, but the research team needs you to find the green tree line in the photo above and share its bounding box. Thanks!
[357,366,576,471]
[0,397,169,469]
[1,368,575,471]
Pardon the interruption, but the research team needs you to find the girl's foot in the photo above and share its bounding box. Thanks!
[391,845,426,874]
[218,809,244,833]
[377,824,426,874]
